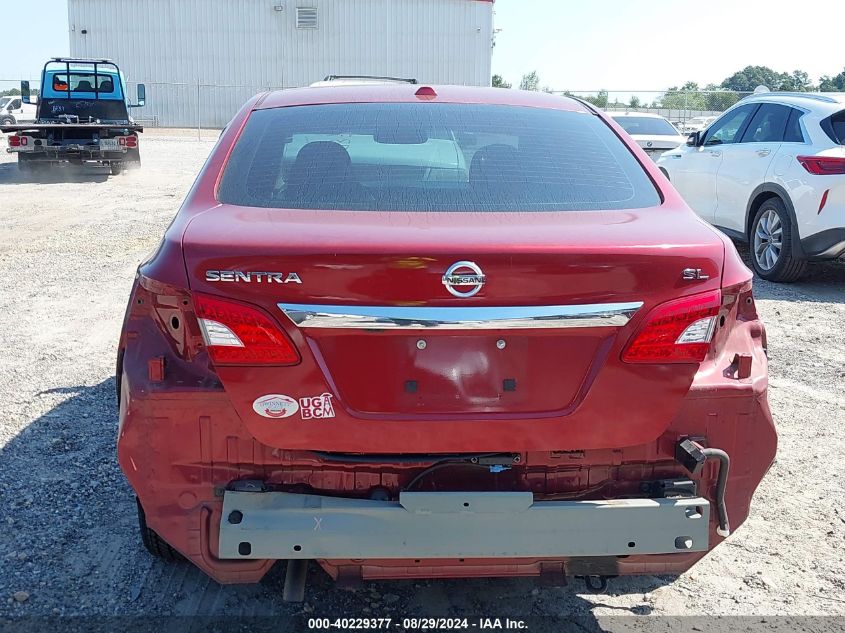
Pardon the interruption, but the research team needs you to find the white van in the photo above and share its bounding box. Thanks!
[0,95,38,125]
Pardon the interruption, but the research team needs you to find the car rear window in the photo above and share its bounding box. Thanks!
[52,73,119,94]
[218,103,661,212]
[823,110,845,145]
[611,116,679,136]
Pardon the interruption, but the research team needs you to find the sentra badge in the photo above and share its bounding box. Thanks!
[206,271,302,284]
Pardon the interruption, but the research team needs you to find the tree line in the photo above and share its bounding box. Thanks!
[492,65,845,110]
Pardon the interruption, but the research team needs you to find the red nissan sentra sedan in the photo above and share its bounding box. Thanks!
[117,85,777,600]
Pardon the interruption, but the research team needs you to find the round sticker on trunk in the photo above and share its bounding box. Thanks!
[253,394,299,419]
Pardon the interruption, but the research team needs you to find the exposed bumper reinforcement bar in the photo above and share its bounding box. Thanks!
[219,491,710,560]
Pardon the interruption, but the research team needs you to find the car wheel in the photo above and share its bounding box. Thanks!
[110,162,124,176]
[0,117,14,126]
[136,497,183,562]
[749,198,806,282]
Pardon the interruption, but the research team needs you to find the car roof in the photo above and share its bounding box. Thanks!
[739,92,845,112]
[256,84,592,113]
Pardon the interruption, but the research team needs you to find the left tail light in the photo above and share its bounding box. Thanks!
[193,293,300,366]
[622,290,721,363]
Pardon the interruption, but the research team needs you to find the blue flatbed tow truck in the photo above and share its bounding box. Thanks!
[1,58,147,175]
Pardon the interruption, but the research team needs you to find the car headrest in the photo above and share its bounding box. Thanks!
[287,141,352,189]
[470,144,520,184]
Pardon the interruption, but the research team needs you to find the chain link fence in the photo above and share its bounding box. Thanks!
[553,90,754,130]
[123,81,297,134]
[1,80,761,137]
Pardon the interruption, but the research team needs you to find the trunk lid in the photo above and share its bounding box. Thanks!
[631,135,687,150]
[182,205,725,453]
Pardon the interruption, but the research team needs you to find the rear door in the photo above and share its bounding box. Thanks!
[713,103,790,233]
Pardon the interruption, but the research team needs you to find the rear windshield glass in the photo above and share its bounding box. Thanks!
[218,103,661,212]
[52,73,119,95]
[828,110,845,145]
[612,116,679,136]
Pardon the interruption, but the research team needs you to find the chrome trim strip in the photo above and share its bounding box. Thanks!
[278,302,643,330]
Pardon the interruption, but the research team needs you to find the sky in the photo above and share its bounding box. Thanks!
[491,0,844,94]
[1,0,843,94]
[0,0,69,80]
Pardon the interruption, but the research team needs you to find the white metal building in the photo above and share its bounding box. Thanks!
[67,0,495,127]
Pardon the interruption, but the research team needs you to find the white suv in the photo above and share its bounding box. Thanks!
[657,93,845,282]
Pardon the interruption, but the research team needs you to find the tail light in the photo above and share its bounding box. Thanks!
[9,135,24,147]
[797,155,845,175]
[117,135,138,148]
[622,290,721,363]
[194,293,300,366]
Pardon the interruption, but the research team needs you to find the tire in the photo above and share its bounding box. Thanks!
[0,117,14,126]
[110,162,124,176]
[136,497,183,562]
[749,198,807,283]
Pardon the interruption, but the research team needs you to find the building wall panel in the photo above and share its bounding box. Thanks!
[68,0,493,127]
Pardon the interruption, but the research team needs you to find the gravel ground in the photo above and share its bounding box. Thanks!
[0,130,843,628]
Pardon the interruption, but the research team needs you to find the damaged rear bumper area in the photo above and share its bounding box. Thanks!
[219,491,710,560]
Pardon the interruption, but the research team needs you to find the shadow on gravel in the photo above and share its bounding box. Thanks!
[0,161,109,185]
[0,378,669,629]
[734,242,845,305]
